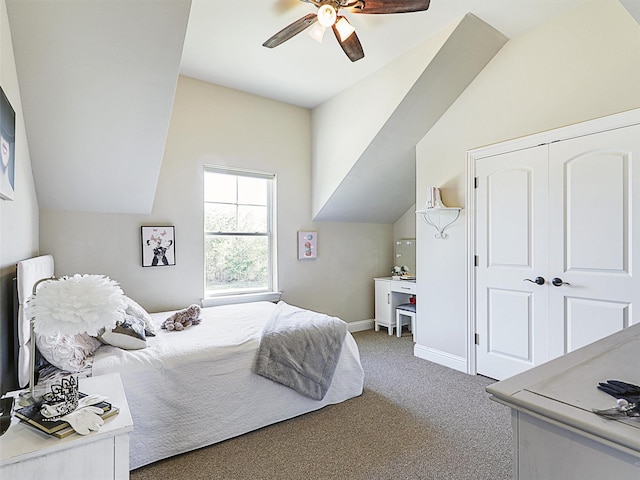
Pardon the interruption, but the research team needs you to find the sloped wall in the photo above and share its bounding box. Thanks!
[312,14,507,223]
[311,19,457,220]
[6,0,190,214]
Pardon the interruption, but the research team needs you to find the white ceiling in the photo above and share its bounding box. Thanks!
[7,0,610,217]
[180,0,595,109]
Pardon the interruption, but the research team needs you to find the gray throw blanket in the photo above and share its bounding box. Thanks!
[253,301,348,400]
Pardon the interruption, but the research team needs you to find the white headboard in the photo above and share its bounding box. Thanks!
[16,255,54,388]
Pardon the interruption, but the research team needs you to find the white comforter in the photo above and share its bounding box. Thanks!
[92,301,364,470]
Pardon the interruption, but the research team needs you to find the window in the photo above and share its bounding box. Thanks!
[204,167,276,298]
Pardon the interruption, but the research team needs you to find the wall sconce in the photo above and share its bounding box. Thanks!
[416,186,462,239]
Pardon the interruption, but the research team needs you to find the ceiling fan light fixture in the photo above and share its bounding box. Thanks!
[308,22,326,43]
[317,4,337,28]
[335,16,355,41]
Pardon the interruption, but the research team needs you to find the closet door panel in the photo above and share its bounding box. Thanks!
[487,169,532,267]
[475,145,549,380]
[565,298,630,352]
[548,124,640,358]
[487,288,532,361]
[564,153,626,272]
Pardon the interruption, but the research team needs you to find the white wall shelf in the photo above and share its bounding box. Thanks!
[416,207,462,239]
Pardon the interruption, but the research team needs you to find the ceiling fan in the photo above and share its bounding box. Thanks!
[263,0,431,62]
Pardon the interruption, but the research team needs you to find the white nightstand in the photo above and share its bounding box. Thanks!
[0,373,133,480]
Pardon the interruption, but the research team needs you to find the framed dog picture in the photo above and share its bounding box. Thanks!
[141,226,176,267]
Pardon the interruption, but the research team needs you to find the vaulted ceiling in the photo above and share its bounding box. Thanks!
[6,0,612,220]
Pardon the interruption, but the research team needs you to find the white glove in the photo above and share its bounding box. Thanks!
[61,406,104,435]
[40,394,108,419]
[77,394,108,408]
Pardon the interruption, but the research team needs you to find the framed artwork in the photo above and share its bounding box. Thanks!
[141,226,176,267]
[0,85,16,201]
[298,231,317,260]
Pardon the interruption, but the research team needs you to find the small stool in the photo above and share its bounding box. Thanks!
[395,303,416,338]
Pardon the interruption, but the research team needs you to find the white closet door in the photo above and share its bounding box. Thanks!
[547,124,640,358]
[476,123,640,380]
[475,145,549,380]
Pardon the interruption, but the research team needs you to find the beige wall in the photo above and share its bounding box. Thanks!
[40,76,391,322]
[394,204,416,242]
[0,0,39,392]
[415,0,640,365]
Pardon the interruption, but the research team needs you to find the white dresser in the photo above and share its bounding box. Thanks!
[0,373,134,480]
[487,323,640,479]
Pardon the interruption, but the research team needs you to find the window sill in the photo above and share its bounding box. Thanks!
[201,291,282,308]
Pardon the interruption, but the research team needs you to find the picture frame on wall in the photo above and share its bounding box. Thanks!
[0,85,16,201]
[141,226,176,267]
[298,231,317,260]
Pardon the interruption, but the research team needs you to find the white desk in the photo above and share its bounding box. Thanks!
[1,373,134,480]
[374,277,416,337]
[487,323,640,479]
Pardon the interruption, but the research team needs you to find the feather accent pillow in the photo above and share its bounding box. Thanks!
[28,274,127,337]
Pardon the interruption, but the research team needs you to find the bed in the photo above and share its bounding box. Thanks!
[16,255,365,469]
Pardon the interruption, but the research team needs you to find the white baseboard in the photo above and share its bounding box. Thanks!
[413,343,468,373]
[348,319,374,333]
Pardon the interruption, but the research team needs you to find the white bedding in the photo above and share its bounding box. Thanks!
[92,301,364,470]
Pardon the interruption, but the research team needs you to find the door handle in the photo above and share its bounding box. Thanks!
[551,277,571,287]
[523,276,545,285]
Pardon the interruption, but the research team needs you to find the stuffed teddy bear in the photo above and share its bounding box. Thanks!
[162,304,202,331]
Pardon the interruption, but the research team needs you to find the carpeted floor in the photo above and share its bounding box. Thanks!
[130,329,513,480]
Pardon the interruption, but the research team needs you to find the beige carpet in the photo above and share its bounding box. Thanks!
[130,329,513,480]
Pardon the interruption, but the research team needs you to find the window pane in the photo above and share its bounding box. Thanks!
[204,203,237,232]
[238,176,267,206]
[238,205,267,233]
[204,171,236,203]
[205,235,269,293]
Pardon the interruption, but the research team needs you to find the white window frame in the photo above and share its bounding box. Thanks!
[202,166,279,306]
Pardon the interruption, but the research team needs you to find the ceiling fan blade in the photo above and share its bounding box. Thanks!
[350,0,430,14]
[263,13,318,48]
[332,25,364,62]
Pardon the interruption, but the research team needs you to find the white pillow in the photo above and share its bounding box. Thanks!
[124,296,156,336]
[98,315,147,350]
[35,332,102,373]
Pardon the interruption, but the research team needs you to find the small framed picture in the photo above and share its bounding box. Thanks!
[141,226,175,267]
[298,231,317,260]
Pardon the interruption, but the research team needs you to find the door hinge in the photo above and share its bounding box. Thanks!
[475,333,480,345]
[474,177,478,189]
[474,255,479,267]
